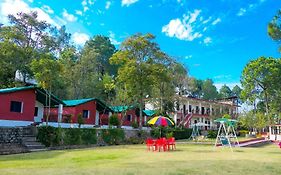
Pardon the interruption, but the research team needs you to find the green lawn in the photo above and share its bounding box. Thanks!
[0,143,281,175]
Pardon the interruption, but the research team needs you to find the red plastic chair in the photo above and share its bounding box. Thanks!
[156,138,168,152]
[167,137,176,151]
[146,138,156,151]
[279,142,281,148]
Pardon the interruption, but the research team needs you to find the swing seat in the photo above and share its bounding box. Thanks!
[220,137,229,145]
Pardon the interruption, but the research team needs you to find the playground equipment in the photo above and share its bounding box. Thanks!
[189,122,208,140]
[214,118,239,150]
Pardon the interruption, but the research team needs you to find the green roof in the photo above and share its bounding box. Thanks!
[0,86,65,106]
[63,98,113,112]
[0,86,35,94]
[63,98,95,106]
[111,106,134,113]
[143,110,156,117]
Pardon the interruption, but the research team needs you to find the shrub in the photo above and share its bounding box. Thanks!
[109,114,120,127]
[150,127,161,138]
[37,126,97,147]
[101,128,125,145]
[37,126,60,147]
[81,128,97,144]
[173,128,192,140]
[64,128,82,145]
[207,130,218,138]
[131,121,139,128]
[77,113,84,128]
[238,130,249,137]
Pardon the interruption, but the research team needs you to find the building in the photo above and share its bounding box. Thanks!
[145,96,239,130]
[0,86,64,127]
[48,98,113,127]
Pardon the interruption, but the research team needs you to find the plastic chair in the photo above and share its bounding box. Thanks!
[278,142,281,148]
[156,138,167,152]
[146,138,156,151]
[167,137,176,150]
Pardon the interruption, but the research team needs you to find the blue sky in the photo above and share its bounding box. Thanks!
[0,0,280,89]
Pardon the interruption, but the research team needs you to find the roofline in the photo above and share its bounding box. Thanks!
[63,98,113,112]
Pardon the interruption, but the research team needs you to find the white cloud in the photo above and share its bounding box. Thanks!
[109,31,121,45]
[82,0,87,6]
[203,37,212,45]
[214,82,241,91]
[162,9,203,41]
[0,0,58,26]
[212,18,221,25]
[42,5,54,14]
[62,9,77,22]
[237,8,246,16]
[75,10,83,16]
[185,55,192,59]
[202,17,212,24]
[237,0,266,17]
[88,0,95,5]
[122,0,138,7]
[105,1,111,9]
[72,32,90,45]
[84,6,89,12]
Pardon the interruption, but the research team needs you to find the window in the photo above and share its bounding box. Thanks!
[10,101,23,113]
[127,115,132,121]
[82,110,90,118]
[34,107,38,116]
[189,105,192,112]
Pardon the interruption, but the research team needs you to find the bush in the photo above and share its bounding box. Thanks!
[173,128,192,140]
[37,126,60,147]
[109,114,120,127]
[238,130,249,137]
[131,121,139,128]
[77,114,84,128]
[207,130,218,138]
[37,126,97,147]
[101,128,125,145]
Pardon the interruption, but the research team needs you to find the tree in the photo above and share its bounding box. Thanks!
[187,78,203,98]
[30,55,63,125]
[268,10,281,52]
[202,79,219,100]
[0,11,70,86]
[110,33,173,128]
[241,57,281,115]
[232,85,242,98]
[83,35,116,76]
[219,84,232,98]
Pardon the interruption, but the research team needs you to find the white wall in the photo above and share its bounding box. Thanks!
[34,101,44,123]
[0,119,33,127]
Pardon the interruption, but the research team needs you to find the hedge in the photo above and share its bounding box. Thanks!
[150,127,192,140]
[101,128,125,145]
[37,126,97,147]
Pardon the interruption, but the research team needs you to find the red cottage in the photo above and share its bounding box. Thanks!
[48,98,113,127]
[0,86,64,127]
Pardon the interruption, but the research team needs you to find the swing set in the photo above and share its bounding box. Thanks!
[214,118,239,150]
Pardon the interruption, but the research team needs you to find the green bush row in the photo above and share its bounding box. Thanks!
[37,126,126,147]
[150,127,192,140]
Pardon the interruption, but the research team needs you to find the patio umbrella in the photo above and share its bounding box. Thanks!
[147,116,174,127]
[147,116,174,137]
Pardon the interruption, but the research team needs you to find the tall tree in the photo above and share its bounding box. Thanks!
[268,10,281,52]
[232,85,242,97]
[83,35,116,76]
[30,55,63,125]
[202,79,219,100]
[110,33,172,127]
[188,78,203,98]
[241,57,281,115]
[219,84,232,98]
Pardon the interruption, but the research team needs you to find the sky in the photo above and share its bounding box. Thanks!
[0,0,280,90]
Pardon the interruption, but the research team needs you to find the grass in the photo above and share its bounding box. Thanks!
[0,143,281,175]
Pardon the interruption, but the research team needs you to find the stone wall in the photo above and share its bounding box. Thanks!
[0,127,27,155]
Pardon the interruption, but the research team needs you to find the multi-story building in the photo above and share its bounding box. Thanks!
[146,96,239,130]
